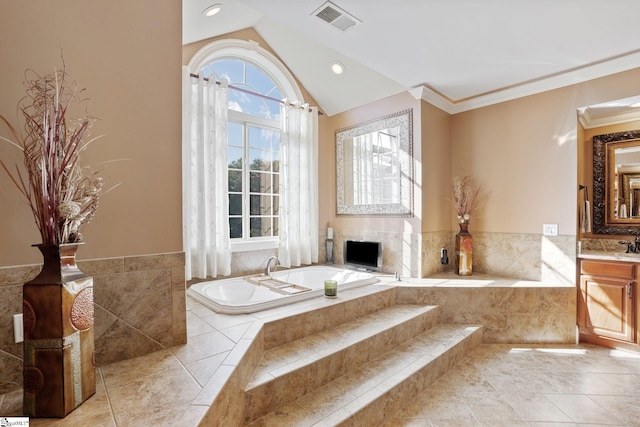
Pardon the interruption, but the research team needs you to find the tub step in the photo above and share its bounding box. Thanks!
[244,303,442,423]
[261,285,398,350]
[246,323,483,426]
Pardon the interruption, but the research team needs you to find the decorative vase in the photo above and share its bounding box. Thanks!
[326,239,334,264]
[455,223,473,276]
[23,243,96,417]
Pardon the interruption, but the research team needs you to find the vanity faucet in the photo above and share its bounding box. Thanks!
[265,256,280,277]
[619,236,640,253]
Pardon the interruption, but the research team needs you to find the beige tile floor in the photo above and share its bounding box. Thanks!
[2,290,640,426]
[385,343,640,426]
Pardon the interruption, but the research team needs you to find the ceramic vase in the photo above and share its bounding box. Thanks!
[455,223,473,276]
[23,243,96,417]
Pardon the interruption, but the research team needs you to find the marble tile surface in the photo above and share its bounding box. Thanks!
[0,276,618,427]
[386,343,640,426]
[0,251,187,394]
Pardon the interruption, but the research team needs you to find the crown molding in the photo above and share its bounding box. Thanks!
[579,108,640,129]
[410,50,640,115]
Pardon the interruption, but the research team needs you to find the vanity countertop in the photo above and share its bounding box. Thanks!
[578,250,640,263]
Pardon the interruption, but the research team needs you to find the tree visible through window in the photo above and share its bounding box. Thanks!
[205,59,282,241]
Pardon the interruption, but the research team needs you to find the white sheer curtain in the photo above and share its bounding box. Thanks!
[278,102,319,267]
[182,67,231,280]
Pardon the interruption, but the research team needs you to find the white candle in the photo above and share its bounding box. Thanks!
[327,228,333,239]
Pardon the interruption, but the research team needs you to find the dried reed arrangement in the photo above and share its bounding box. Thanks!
[0,64,103,244]
[452,175,487,224]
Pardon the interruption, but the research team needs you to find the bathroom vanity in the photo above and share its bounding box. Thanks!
[578,254,640,351]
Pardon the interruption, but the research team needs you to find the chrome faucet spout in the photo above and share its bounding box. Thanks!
[265,256,280,277]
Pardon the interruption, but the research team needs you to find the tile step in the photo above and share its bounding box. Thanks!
[261,285,398,350]
[247,323,483,426]
[244,304,441,423]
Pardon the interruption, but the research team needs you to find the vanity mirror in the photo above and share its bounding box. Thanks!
[593,130,640,234]
[336,109,413,216]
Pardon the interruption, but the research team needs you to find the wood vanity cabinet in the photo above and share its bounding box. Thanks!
[578,259,637,347]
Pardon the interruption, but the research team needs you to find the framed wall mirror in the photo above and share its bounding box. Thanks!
[336,109,413,216]
[593,130,640,234]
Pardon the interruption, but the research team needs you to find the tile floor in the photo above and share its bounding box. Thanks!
[2,288,640,426]
[385,343,640,426]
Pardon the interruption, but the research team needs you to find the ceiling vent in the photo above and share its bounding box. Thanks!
[312,1,361,32]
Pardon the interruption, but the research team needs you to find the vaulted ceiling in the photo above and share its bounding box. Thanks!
[183,0,640,117]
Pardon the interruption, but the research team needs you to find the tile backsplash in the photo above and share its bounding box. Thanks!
[0,251,186,394]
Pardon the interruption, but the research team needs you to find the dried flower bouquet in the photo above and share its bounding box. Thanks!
[452,175,487,224]
[0,64,103,244]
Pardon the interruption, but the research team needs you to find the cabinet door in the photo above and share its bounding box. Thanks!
[579,276,635,343]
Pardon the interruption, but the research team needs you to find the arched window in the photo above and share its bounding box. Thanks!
[187,39,307,250]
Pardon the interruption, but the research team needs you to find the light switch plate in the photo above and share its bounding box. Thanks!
[543,224,558,236]
[13,314,23,343]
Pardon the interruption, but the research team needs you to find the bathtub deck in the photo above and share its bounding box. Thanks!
[4,273,578,425]
[187,265,380,314]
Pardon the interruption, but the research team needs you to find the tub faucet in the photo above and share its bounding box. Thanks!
[265,256,280,277]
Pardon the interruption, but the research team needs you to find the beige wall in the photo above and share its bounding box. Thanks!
[420,101,452,232]
[325,92,423,234]
[452,69,640,237]
[0,1,183,267]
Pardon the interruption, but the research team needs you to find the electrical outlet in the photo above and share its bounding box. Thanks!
[13,314,23,343]
[543,224,558,236]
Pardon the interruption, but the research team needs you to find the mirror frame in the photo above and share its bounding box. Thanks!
[593,129,640,234]
[336,109,414,216]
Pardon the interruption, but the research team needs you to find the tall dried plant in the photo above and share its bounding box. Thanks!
[452,175,488,224]
[0,64,103,245]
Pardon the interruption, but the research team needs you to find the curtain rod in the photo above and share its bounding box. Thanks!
[189,73,322,115]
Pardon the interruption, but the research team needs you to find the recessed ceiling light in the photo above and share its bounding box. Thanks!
[202,4,222,17]
[331,61,345,75]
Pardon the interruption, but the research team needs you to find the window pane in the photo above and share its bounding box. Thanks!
[228,122,243,146]
[249,150,271,171]
[207,58,287,243]
[270,88,283,100]
[229,194,242,215]
[229,218,242,239]
[250,171,272,193]
[250,126,278,150]
[266,100,281,120]
[249,127,271,150]
[228,170,242,192]
[271,133,280,151]
[207,59,285,120]
[228,146,243,169]
[210,59,244,84]
[246,63,277,96]
[250,194,272,215]
[200,66,214,79]
[229,85,273,118]
[250,217,272,238]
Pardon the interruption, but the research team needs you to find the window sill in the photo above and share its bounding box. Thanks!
[231,239,279,253]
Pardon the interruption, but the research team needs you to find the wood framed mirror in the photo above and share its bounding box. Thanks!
[593,130,640,234]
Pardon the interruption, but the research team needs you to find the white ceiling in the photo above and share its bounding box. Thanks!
[183,0,640,117]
